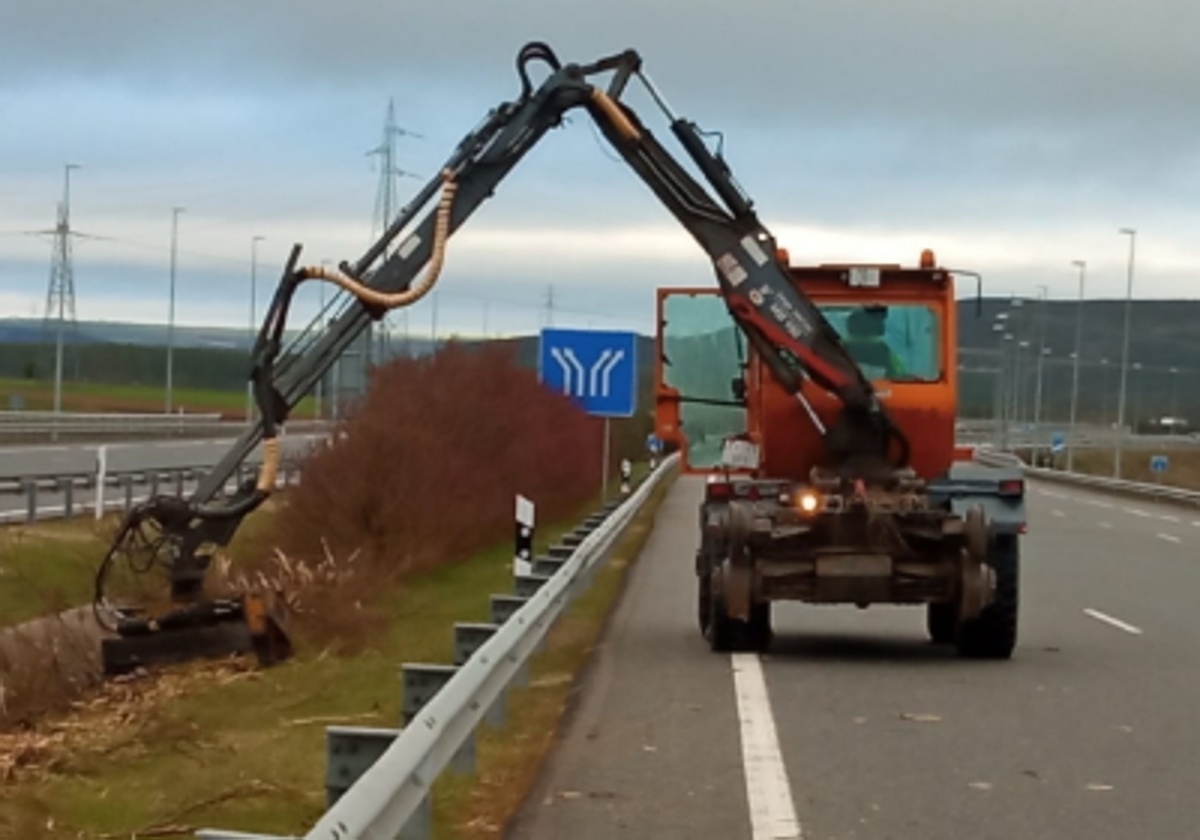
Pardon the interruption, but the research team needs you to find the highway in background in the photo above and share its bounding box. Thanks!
[0,434,324,521]
[509,477,1199,840]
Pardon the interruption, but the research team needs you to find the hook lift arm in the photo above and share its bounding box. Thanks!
[94,41,907,673]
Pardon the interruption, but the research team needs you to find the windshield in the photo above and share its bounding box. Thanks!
[660,293,747,468]
[818,303,942,382]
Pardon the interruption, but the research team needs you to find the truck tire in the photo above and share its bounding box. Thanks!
[748,601,773,651]
[926,603,957,644]
[956,533,1019,659]
[707,573,738,652]
[707,575,771,652]
[698,570,712,635]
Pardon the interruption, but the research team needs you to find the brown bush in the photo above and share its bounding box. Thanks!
[248,342,602,648]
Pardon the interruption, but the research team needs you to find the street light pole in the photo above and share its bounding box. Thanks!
[1114,227,1136,478]
[1067,260,1086,471]
[247,235,265,424]
[1170,366,1179,432]
[165,206,184,414]
[1032,285,1049,462]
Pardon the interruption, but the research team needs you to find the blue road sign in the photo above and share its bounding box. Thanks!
[646,433,663,454]
[538,328,638,418]
[1050,432,1065,454]
[1150,455,1169,473]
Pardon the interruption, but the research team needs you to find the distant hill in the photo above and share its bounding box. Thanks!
[4,297,1197,426]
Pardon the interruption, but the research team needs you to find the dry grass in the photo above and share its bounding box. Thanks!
[0,497,621,839]
[1041,447,1200,490]
[0,344,640,838]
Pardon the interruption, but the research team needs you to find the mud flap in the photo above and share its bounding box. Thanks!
[723,500,756,621]
[958,505,992,622]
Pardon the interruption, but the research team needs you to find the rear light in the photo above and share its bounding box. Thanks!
[998,479,1024,497]
[706,481,732,501]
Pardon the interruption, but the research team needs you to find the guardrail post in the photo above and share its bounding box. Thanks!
[454,622,506,728]
[399,796,433,840]
[173,470,184,497]
[22,479,36,524]
[401,663,474,774]
[95,445,107,520]
[121,475,134,512]
[58,477,74,520]
[532,556,565,577]
[514,573,552,599]
[149,470,160,499]
[489,594,527,625]
[325,726,400,808]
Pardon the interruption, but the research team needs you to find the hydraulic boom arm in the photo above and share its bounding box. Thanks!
[95,42,908,660]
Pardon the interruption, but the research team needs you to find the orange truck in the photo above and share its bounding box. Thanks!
[656,253,1026,657]
[94,42,1025,674]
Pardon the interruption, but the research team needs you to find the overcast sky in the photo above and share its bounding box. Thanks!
[2,0,1196,338]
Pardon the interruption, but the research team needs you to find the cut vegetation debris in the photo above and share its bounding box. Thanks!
[0,473,674,839]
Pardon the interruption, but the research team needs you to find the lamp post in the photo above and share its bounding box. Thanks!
[1170,366,1180,433]
[1114,227,1136,478]
[1032,284,1049,460]
[247,235,265,424]
[165,206,184,414]
[1067,260,1086,471]
[1132,361,1143,432]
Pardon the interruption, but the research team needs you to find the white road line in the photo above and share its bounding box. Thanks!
[732,653,802,840]
[1084,608,1143,635]
[1160,515,1181,523]
[1052,510,1066,518]
[1098,521,1113,529]
[1157,533,1182,544]
[1088,500,1115,510]
[1124,508,1151,518]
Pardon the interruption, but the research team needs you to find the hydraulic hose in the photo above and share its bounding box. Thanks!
[297,169,458,311]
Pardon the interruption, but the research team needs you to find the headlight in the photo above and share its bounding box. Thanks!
[798,491,820,514]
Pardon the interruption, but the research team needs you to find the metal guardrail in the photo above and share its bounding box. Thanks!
[195,452,680,840]
[0,412,332,443]
[0,435,326,524]
[974,447,1200,507]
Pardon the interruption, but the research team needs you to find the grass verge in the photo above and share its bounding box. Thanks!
[1032,446,1200,491]
[0,376,316,418]
[0,471,675,839]
[0,518,110,627]
[431,468,675,839]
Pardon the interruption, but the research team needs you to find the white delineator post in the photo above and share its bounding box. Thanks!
[94,445,108,521]
[514,494,535,577]
[620,458,632,494]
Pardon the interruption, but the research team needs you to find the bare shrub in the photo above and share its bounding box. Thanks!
[239,342,601,650]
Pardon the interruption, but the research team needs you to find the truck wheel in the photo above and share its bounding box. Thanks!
[698,571,712,635]
[956,534,1019,659]
[926,603,957,644]
[707,572,737,652]
[748,601,773,651]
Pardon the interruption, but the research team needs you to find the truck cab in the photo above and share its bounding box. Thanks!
[655,252,957,481]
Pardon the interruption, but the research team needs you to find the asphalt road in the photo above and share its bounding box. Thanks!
[508,476,1200,840]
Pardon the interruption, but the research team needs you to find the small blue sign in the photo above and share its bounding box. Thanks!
[1050,432,1065,454]
[538,328,638,418]
[1150,455,1169,473]
[646,434,663,454]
